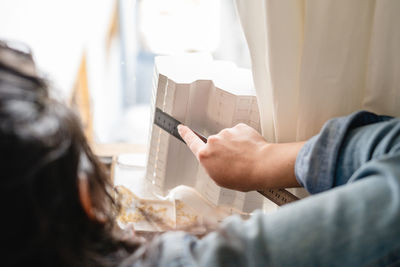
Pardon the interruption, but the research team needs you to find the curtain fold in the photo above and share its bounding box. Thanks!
[235,0,400,143]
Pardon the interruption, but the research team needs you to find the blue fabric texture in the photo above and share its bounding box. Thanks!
[126,111,400,267]
[295,111,393,193]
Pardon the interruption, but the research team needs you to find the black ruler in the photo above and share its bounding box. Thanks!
[154,107,186,142]
[153,108,299,206]
[154,108,207,143]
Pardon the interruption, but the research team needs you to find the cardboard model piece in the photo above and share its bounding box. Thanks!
[145,54,265,213]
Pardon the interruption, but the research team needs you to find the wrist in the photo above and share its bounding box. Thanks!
[253,142,304,190]
[251,142,276,190]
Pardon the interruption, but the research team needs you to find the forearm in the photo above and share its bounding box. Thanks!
[253,141,305,190]
[179,111,397,194]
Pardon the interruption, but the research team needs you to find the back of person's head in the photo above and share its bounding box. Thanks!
[0,41,139,267]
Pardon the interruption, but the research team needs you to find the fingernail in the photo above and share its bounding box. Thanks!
[177,124,183,134]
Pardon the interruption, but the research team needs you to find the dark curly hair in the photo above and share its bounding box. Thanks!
[0,41,141,267]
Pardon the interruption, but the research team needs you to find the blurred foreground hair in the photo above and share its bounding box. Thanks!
[0,40,140,267]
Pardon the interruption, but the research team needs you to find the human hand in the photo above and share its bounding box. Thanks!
[178,123,269,191]
[178,123,304,192]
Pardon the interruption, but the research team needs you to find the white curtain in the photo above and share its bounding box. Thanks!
[235,0,400,143]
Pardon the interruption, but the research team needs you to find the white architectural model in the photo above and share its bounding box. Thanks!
[145,54,265,213]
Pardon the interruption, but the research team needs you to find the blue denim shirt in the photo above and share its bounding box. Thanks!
[124,111,400,267]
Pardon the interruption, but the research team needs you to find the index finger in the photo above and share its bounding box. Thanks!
[177,125,206,159]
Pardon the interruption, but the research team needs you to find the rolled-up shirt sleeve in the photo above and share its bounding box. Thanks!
[295,111,394,194]
[126,111,400,267]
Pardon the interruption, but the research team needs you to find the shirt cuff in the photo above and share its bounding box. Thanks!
[294,111,391,194]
